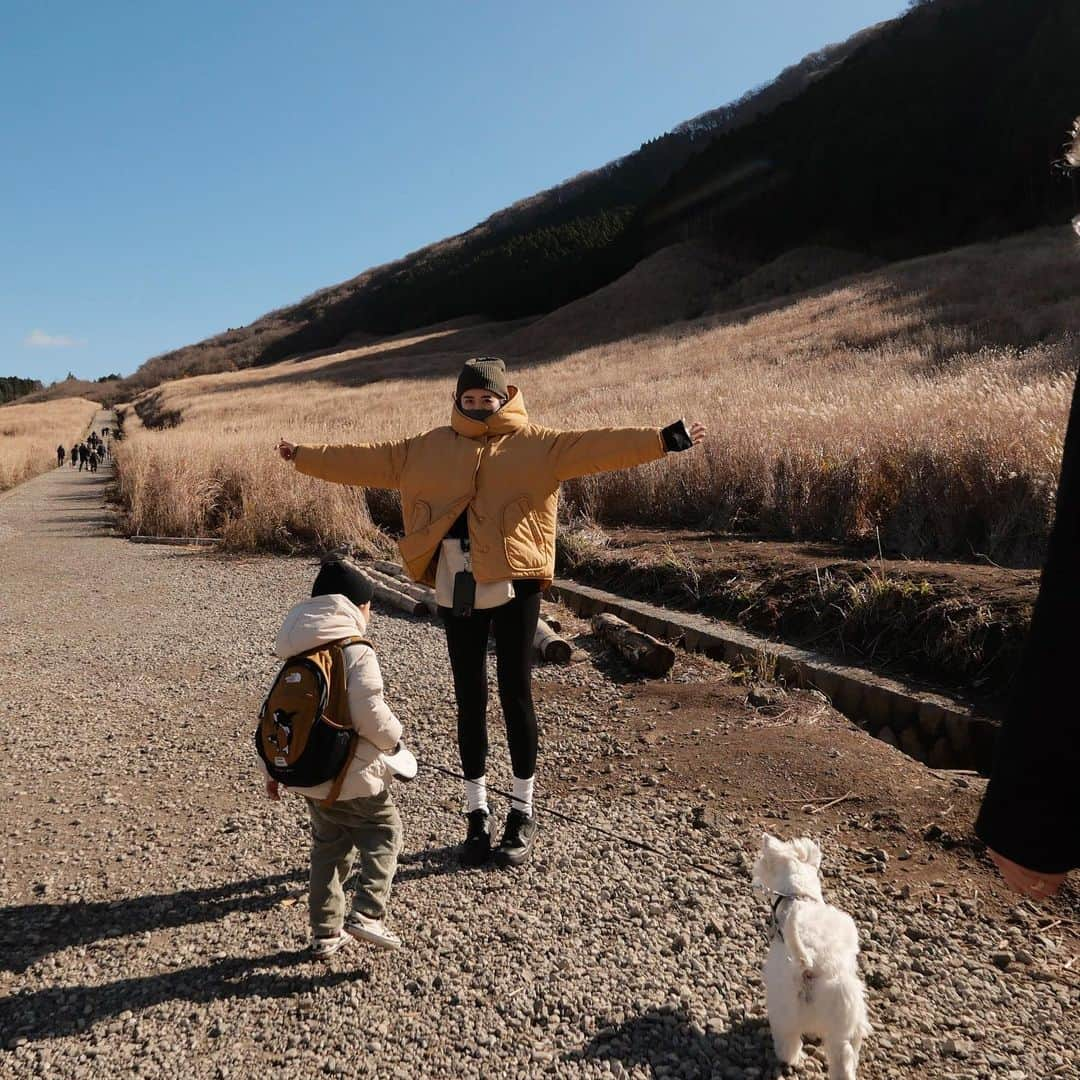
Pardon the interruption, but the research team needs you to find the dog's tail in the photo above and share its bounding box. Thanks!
[786,912,871,998]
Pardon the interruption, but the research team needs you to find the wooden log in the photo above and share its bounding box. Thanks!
[592,612,676,677]
[356,571,426,617]
[372,559,409,580]
[400,583,440,617]
[365,568,439,615]
[534,618,572,664]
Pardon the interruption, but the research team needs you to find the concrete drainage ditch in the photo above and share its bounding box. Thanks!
[548,578,998,775]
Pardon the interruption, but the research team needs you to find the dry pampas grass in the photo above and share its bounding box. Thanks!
[0,397,100,492]
[113,226,1080,566]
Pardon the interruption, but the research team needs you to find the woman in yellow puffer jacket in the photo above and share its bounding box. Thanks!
[278,357,706,867]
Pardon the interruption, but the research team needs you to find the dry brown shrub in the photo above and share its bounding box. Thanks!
[114,227,1079,565]
[0,397,101,492]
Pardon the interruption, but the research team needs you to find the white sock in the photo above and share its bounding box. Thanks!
[464,775,488,814]
[511,775,535,818]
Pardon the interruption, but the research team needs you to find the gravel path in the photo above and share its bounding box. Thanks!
[1,429,1077,1080]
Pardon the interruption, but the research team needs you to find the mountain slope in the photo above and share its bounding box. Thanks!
[644,0,1080,259]
[116,21,894,393]
[67,0,1080,402]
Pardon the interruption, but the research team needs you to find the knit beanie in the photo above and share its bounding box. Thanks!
[311,557,375,608]
[456,357,509,401]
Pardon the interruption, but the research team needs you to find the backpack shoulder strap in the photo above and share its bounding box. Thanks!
[338,635,372,650]
[294,635,371,660]
[319,735,359,808]
[317,636,374,809]
[327,637,373,716]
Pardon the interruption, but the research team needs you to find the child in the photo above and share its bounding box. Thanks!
[262,557,414,958]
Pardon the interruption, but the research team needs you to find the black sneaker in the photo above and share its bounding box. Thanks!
[460,809,491,867]
[495,808,538,866]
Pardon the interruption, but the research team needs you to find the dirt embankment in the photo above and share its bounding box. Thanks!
[557,526,1038,713]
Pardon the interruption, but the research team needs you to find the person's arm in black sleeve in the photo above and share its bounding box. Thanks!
[974,374,1080,879]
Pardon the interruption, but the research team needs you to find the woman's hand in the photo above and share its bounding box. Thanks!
[687,421,707,446]
[277,438,296,462]
[988,849,1067,899]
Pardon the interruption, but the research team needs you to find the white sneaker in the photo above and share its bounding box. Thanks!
[311,930,351,959]
[344,913,402,950]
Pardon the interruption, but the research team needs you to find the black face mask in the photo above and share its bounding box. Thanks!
[461,406,497,422]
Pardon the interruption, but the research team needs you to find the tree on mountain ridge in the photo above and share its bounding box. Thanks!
[0,377,44,405]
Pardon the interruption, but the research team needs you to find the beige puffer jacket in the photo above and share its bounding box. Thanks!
[262,594,402,800]
[292,387,666,588]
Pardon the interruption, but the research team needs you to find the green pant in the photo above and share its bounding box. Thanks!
[305,789,403,934]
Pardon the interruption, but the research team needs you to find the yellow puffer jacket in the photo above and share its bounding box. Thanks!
[292,387,666,588]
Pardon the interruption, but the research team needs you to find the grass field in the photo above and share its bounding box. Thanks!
[113,227,1079,566]
[0,397,101,493]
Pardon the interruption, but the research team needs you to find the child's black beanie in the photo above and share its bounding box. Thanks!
[311,558,375,608]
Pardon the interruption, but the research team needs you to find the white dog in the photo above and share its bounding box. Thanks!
[752,834,871,1079]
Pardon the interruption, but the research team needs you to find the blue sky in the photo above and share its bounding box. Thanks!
[1,0,909,384]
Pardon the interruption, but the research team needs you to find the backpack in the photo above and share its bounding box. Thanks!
[255,635,370,807]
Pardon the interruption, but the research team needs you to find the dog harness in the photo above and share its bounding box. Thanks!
[767,891,813,944]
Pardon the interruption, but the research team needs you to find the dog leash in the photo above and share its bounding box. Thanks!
[413,757,735,882]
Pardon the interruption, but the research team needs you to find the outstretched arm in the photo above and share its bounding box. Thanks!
[548,419,707,482]
[277,436,408,490]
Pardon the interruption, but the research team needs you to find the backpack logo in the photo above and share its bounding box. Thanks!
[285,672,302,684]
[270,710,294,753]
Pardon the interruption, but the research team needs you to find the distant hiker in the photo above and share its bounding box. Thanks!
[975,117,1080,900]
[278,356,707,869]
[259,557,415,958]
[56,445,65,467]
[88,450,99,473]
[69,444,77,467]
[77,444,87,471]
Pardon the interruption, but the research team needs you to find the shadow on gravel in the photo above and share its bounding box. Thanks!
[1,870,305,974]
[1,948,365,1047]
[566,1007,783,1079]
[394,844,468,884]
[37,514,116,530]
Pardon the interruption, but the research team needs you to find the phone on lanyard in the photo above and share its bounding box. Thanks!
[452,572,476,617]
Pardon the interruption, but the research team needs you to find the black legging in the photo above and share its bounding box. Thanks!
[440,581,541,781]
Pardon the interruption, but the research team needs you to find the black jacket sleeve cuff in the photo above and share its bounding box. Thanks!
[661,420,693,453]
